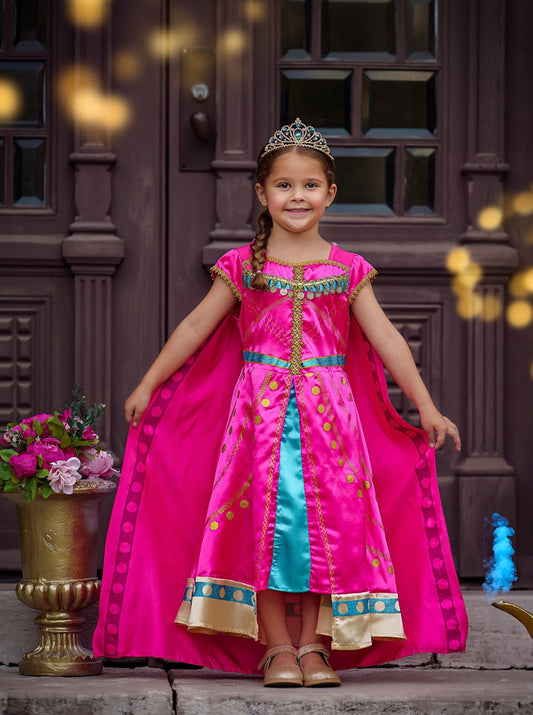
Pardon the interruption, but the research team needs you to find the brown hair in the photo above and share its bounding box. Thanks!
[250,146,335,290]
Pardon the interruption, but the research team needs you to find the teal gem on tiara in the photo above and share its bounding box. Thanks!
[260,118,333,160]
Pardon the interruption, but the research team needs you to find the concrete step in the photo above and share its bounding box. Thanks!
[0,587,531,714]
[0,665,531,714]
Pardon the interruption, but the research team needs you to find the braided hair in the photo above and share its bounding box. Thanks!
[250,146,335,290]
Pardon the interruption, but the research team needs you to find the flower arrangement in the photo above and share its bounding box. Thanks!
[0,388,117,503]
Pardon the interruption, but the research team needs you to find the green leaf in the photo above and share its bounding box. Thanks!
[41,482,53,499]
[3,480,20,493]
[35,468,49,480]
[24,477,37,503]
[0,449,17,463]
[0,463,14,481]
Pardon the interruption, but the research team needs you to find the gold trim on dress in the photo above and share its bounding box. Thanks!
[349,268,378,304]
[210,265,242,300]
[317,592,406,650]
[175,576,258,640]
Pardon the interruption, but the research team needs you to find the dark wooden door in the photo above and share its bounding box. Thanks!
[167,0,518,577]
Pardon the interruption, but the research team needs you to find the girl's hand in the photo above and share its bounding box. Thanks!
[125,384,153,428]
[419,404,461,452]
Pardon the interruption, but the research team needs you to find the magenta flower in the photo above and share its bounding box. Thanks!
[28,438,65,469]
[82,425,98,441]
[79,449,116,478]
[21,413,52,426]
[47,457,82,495]
[9,452,38,480]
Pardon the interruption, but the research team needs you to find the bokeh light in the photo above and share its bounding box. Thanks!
[0,79,22,121]
[219,28,247,55]
[506,300,533,329]
[57,66,130,131]
[148,26,197,59]
[453,262,483,290]
[66,0,111,28]
[71,89,130,130]
[477,206,503,231]
[456,292,483,320]
[113,50,143,82]
[482,294,502,322]
[244,0,267,21]
[521,268,533,293]
[446,247,471,273]
[508,272,529,298]
[513,192,533,216]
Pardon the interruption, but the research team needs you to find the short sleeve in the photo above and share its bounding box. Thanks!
[210,249,243,302]
[348,254,378,305]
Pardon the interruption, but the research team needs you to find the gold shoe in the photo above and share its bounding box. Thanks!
[258,645,303,687]
[297,643,341,687]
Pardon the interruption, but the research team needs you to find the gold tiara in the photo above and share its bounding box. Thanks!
[260,118,333,160]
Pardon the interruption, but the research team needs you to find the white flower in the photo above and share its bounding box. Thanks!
[47,457,83,495]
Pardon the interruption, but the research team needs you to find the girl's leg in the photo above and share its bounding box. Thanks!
[257,589,295,667]
[299,592,327,667]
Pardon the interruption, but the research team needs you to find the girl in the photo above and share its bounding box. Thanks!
[93,119,467,687]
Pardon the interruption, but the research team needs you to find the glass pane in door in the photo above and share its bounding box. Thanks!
[362,70,436,136]
[14,137,46,205]
[404,147,435,214]
[281,0,311,58]
[328,147,395,214]
[322,0,395,58]
[14,0,47,50]
[281,69,352,135]
[0,61,46,127]
[406,0,436,59]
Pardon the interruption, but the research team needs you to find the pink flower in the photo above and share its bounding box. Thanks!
[82,426,98,441]
[79,449,116,478]
[47,457,82,494]
[9,453,37,480]
[21,413,52,426]
[28,438,65,469]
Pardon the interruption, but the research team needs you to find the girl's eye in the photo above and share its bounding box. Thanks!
[277,182,290,189]
[306,182,318,189]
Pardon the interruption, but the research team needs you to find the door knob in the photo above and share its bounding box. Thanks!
[190,112,212,142]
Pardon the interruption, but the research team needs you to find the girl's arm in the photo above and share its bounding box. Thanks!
[125,277,237,427]
[351,283,461,451]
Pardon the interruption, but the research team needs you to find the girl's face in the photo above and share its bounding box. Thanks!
[255,150,337,239]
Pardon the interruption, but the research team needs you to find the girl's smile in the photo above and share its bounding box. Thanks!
[255,151,337,239]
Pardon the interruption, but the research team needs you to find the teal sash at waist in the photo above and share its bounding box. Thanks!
[243,351,345,369]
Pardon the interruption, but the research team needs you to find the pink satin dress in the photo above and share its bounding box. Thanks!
[93,243,467,673]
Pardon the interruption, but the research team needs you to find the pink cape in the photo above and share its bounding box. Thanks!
[93,314,468,673]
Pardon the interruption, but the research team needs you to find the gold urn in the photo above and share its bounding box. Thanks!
[4,479,116,676]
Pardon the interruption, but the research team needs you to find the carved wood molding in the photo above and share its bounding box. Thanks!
[61,16,124,448]
[461,0,509,244]
[204,0,256,255]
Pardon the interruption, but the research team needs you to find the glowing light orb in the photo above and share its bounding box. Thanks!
[113,50,142,81]
[0,80,22,121]
[477,206,503,231]
[508,272,529,298]
[453,262,483,290]
[66,0,111,28]
[482,294,502,322]
[456,292,483,320]
[522,268,533,293]
[244,0,266,21]
[513,192,533,216]
[506,300,533,328]
[148,29,181,58]
[219,29,247,55]
[446,247,471,273]
[70,88,131,130]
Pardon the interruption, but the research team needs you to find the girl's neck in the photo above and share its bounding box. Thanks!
[266,232,331,262]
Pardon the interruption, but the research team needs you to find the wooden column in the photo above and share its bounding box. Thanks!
[62,17,124,447]
[457,0,517,575]
[202,0,256,264]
